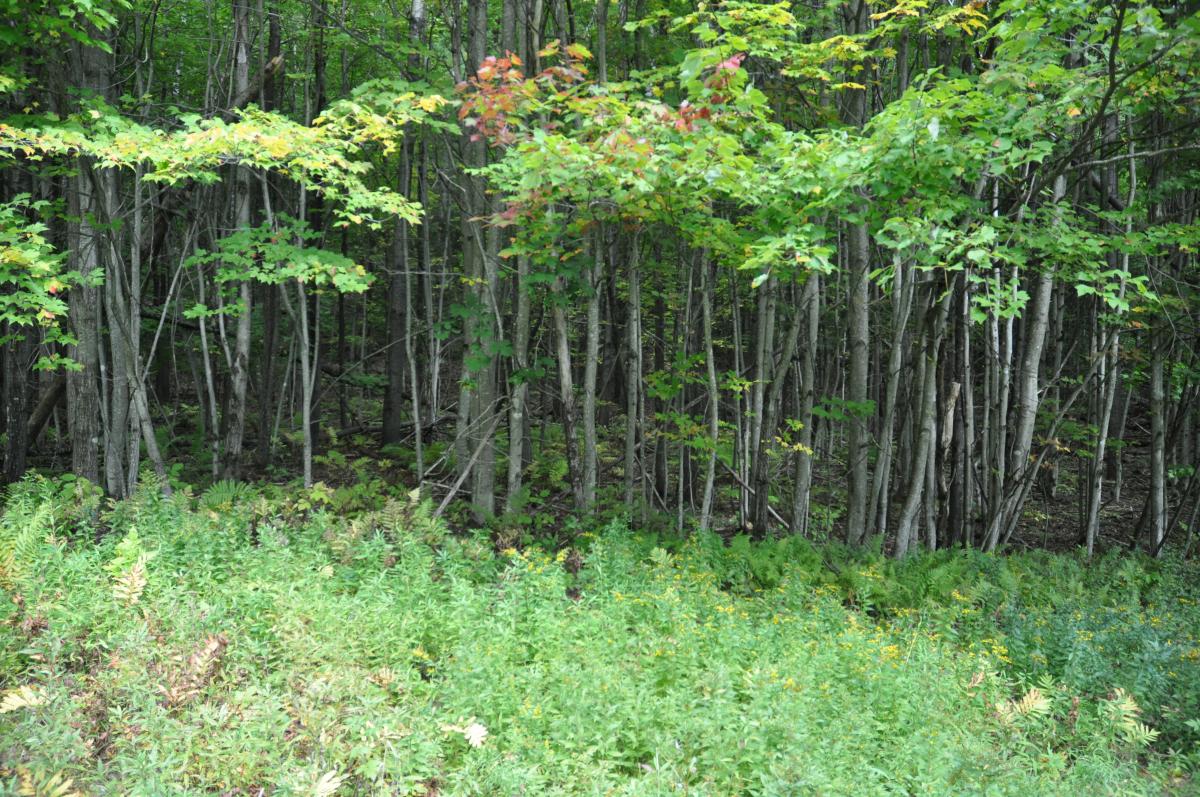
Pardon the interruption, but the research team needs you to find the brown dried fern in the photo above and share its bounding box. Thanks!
[160,633,228,708]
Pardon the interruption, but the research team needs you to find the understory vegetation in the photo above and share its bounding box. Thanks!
[2,475,1199,795]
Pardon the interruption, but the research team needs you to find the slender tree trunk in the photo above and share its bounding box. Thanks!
[582,231,603,508]
[383,144,412,446]
[64,26,109,487]
[195,260,222,478]
[652,293,667,505]
[730,273,748,525]
[283,279,316,487]
[506,254,532,511]
[459,0,499,520]
[2,325,32,484]
[552,279,584,510]
[843,0,873,545]
[959,274,976,547]
[1085,139,1134,556]
[96,166,133,497]
[1108,384,1131,503]
[868,253,914,539]
[405,224,424,486]
[790,274,819,536]
[752,282,804,532]
[383,0,426,448]
[698,251,718,532]
[1148,329,1167,554]
[594,0,609,82]
[1,163,33,483]
[895,289,951,556]
[675,255,696,533]
[255,284,281,463]
[623,233,644,515]
[845,218,871,544]
[98,166,170,494]
[983,175,1065,551]
[420,140,441,423]
[220,0,255,480]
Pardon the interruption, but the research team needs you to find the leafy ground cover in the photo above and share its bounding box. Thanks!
[1,476,1198,795]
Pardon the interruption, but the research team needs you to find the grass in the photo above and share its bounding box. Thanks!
[1,475,1198,795]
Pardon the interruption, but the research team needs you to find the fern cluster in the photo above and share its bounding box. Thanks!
[1,482,1198,794]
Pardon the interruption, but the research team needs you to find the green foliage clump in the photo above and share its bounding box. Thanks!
[0,480,1195,795]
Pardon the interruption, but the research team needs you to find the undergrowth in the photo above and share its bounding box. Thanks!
[0,475,1197,795]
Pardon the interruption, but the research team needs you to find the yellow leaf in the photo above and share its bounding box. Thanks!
[0,685,45,713]
[16,767,82,797]
[417,95,448,113]
[312,770,346,797]
[262,135,291,158]
[566,42,593,61]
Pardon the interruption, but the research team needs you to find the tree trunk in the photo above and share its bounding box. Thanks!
[845,218,871,544]
[623,233,644,515]
[1148,329,1167,554]
[220,0,256,480]
[790,274,819,536]
[552,280,584,510]
[65,29,109,487]
[582,231,603,508]
[867,253,914,539]
[382,145,412,446]
[983,175,1065,551]
[752,282,804,532]
[895,288,951,556]
[506,254,532,511]
[698,251,718,532]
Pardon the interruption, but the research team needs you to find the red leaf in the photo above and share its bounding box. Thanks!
[715,53,745,73]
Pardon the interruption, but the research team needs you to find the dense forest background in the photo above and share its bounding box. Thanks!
[2,0,1199,556]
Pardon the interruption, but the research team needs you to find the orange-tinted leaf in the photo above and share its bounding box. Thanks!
[566,42,592,61]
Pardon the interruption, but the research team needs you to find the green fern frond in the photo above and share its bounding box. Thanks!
[0,501,55,586]
[199,479,256,512]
